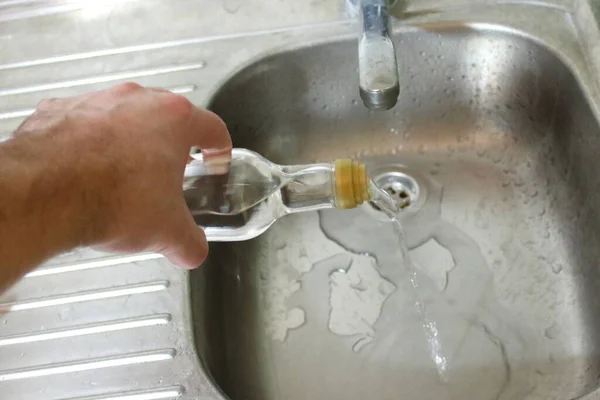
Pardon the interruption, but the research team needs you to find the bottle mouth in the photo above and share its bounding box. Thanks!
[333,159,372,209]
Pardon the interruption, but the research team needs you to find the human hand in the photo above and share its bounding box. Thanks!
[14,83,231,268]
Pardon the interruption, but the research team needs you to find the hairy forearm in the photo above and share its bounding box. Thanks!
[0,132,98,291]
[0,83,230,294]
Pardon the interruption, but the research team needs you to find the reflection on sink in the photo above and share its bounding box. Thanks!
[190,24,600,400]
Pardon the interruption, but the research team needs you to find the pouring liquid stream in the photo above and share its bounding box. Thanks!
[369,180,449,380]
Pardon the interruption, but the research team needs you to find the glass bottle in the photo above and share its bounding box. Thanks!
[183,148,371,241]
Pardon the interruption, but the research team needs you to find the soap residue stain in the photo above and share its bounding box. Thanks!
[260,239,310,342]
[255,159,542,398]
[294,251,396,352]
[410,238,455,291]
[314,170,538,399]
[368,187,450,380]
[327,253,396,351]
[318,191,452,380]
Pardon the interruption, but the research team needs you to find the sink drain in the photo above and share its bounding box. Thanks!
[366,165,428,218]
[371,171,419,210]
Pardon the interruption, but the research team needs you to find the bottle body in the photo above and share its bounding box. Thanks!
[183,149,369,241]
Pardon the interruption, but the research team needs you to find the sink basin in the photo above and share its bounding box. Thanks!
[190,24,600,400]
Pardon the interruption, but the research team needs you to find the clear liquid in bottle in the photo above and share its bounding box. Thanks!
[183,151,287,216]
[182,149,371,241]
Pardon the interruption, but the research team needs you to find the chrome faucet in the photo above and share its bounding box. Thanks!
[348,0,400,110]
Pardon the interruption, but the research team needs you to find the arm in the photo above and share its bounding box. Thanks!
[0,83,231,293]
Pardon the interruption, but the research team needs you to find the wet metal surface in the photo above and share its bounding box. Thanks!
[3,1,600,399]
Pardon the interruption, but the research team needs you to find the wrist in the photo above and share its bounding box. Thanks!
[1,129,111,255]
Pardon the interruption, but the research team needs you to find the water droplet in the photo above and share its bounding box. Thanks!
[223,0,242,14]
[390,128,398,135]
[544,324,559,339]
[274,238,287,250]
[352,336,373,352]
[551,263,563,274]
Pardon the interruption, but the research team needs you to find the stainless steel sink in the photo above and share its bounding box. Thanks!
[3,1,600,399]
[190,20,600,400]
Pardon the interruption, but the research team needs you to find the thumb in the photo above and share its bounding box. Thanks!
[163,210,208,269]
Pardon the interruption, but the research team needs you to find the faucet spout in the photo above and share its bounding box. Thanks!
[357,0,399,110]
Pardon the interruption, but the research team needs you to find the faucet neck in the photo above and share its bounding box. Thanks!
[354,0,400,110]
[362,1,392,37]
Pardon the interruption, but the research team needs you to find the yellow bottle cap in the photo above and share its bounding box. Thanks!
[333,159,372,209]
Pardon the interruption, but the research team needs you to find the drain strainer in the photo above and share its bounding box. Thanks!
[368,166,427,215]
[375,172,418,209]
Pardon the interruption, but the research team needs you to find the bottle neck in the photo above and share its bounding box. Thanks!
[280,159,372,213]
[280,164,336,213]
